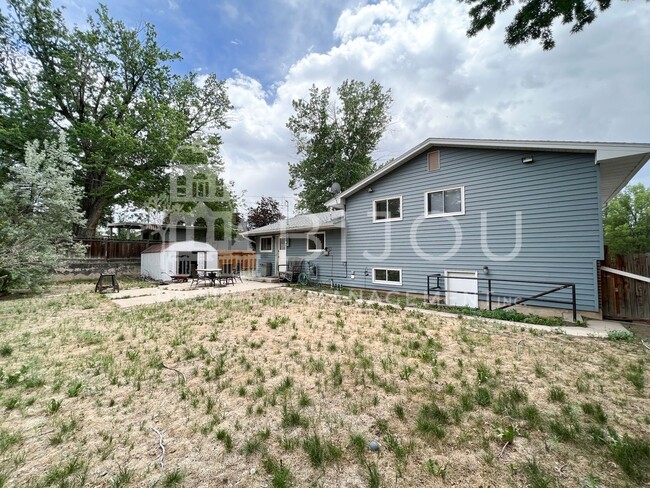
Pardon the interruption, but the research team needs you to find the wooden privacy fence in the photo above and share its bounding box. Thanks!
[600,253,650,321]
[218,250,256,273]
[76,238,161,259]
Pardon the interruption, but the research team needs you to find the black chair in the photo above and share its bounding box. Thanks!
[189,269,208,289]
[278,259,303,283]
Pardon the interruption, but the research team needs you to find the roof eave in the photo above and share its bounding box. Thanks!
[324,138,650,207]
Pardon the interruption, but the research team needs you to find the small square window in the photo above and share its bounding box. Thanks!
[259,236,273,252]
[373,197,402,222]
[307,232,326,252]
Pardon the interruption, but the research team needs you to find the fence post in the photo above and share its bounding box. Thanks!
[427,275,430,304]
[572,285,577,322]
[488,279,492,311]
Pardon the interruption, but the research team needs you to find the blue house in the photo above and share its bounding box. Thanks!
[242,138,650,319]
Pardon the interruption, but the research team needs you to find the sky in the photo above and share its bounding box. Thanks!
[52,0,650,214]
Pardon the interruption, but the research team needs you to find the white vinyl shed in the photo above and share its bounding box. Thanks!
[141,241,218,281]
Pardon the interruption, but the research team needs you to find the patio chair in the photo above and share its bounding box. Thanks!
[278,259,303,283]
[233,262,244,283]
[189,269,207,289]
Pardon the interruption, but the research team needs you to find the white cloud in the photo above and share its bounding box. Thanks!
[221,0,650,210]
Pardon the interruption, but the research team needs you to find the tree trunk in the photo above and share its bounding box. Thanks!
[75,198,109,238]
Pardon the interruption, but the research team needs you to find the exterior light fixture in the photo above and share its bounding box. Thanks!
[482,265,489,274]
[521,156,534,164]
[367,187,374,193]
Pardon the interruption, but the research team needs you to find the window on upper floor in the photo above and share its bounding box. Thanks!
[425,187,465,217]
[373,196,402,222]
[259,236,273,252]
[307,232,326,252]
[373,268,402,285]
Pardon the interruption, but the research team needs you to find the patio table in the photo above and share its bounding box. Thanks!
[196,268,222,287]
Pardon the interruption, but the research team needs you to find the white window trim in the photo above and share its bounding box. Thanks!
[306,232,326,253]
[259,236,273,253]
[372,268,403,286]
[372,195,403,223]
[424,186,465,218]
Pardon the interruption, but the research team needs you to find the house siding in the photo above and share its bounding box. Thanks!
[285,230,347,282]
[337,147,602,312]
[256,236,275,276]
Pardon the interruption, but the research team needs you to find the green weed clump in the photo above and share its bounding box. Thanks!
[416,403,449,439]
[303,434,342,467]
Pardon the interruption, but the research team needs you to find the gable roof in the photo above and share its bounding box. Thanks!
[324,138,650,207]
[241,210,345,237]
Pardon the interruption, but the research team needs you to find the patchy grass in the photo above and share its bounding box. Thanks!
[0,287,647,486]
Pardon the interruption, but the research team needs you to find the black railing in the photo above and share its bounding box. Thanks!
[426,273,577,322]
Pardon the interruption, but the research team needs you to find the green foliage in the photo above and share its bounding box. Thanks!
[0,0,231,236]
[609,434,650,483]
[460,0,612,50]
[302,434,342,467]
[604,184,650,256]
[416,403,449,439]
[606,330,634,342]
[263,456,293,488]
[287,79,392,213]
[520,458,556,487]
[162,468,185,487]
[0,136,85,291]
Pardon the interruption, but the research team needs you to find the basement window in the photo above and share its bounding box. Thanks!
[373,268,402,285]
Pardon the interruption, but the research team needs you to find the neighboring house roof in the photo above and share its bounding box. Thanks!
[142,240,218,254]
[324,138,650,208]
[241,210,345,237]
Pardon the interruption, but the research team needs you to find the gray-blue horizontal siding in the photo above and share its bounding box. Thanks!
[337,147,602,312]
[256,236,275,276]
[286,230,347,280]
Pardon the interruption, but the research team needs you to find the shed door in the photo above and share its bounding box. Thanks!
[445,270,478,308]
[177,253,191,274]
[197,252,206,270]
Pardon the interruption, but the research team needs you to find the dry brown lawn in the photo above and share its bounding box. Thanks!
[0,285,648,487]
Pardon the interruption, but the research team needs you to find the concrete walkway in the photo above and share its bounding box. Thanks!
[108,280,283,308]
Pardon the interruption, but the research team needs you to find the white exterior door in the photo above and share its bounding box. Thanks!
[276,236,287,273]
[196,252,206,270]
[445,270,479,308]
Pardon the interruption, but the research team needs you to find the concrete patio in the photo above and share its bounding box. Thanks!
[108,279,283,308]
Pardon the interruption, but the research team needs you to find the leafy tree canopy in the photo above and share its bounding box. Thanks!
[0,135,85,292]
[287,79,392,213]
[0,0,231,237]
[247,196,284,230]
[459,0,612,50]
[604,183,650,257]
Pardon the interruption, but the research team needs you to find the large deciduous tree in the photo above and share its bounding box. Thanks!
[0,0,231,237]
[604,184,650,257]
[0,135,85,292]
[247,197,284,230]
[287,79,392,213]
[459,0,612,50]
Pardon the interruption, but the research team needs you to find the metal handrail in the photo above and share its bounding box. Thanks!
[426,273,577,322]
